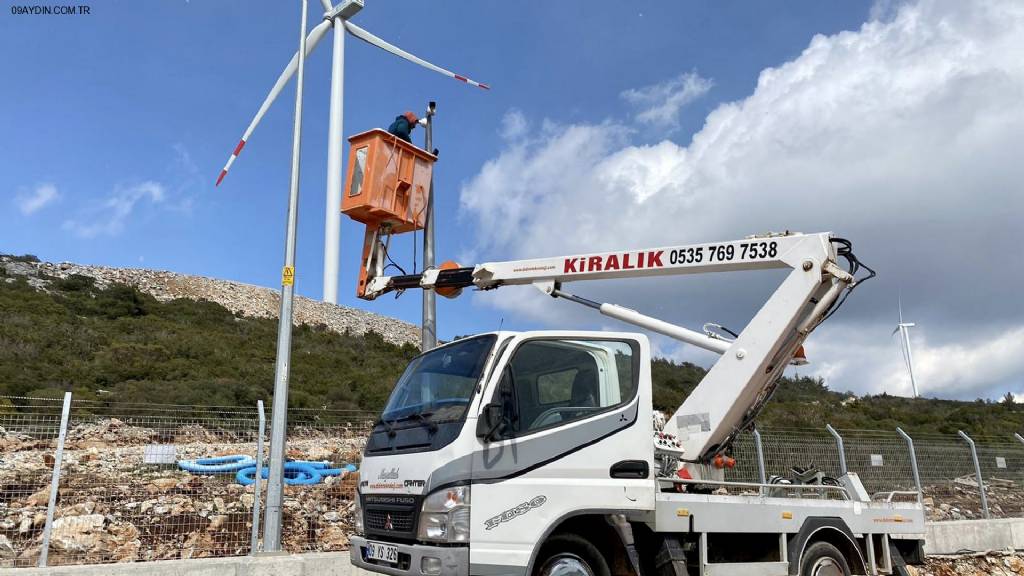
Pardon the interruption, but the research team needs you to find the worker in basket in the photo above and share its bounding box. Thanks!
[387,111,419,143]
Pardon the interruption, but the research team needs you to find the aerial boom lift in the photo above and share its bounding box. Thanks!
[350,231,921,576]
[359,231,859,466]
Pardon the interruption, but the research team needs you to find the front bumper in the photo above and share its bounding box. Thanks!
[350,536,469,576]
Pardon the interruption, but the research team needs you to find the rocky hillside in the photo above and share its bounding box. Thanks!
[0,255,419,348]
[0,253,419,408]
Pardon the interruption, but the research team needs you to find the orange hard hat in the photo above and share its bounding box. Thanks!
[403,111,419,125]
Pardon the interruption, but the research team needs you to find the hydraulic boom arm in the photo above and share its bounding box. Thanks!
[363,232,866,463]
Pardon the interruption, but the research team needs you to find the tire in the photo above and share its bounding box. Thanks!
[534,534,611,576]
[800,541,851,576]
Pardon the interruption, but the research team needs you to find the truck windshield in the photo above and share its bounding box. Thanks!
[381,335,497,424]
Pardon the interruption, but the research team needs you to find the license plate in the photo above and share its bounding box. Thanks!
[366,541,399,564]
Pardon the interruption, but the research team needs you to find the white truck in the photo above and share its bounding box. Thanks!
[349,232,925,576]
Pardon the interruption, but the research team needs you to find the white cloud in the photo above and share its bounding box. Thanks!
[621,71,713,129]
[870,0,900,22]
[172,142,197,175]
[499,110,529,141]
[14,183,60,215]
[63,181,166,238]
[800,324,1024,400]
[459,0,1024,398]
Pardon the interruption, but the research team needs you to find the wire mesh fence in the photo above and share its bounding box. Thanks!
[269,409,369,554]
[725,427,1005,518]
[50,402,263,566]
[838,429,918,500]
[0,396,373,567]
[0,396,68,567]
[5,393,1024,568]
[758,428,845,481]
[970,439,1024,518]
[910,433,987,520]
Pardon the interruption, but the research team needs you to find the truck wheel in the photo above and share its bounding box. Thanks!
[535,534,611,576]
[800,541,850,576]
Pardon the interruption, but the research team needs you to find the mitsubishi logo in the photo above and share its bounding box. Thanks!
[384,514,394,531]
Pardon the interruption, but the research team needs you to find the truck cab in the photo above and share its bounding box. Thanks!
[351,329,654,576]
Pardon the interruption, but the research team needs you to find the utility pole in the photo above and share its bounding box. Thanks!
[421,101,437,350]
[263,0,309,552]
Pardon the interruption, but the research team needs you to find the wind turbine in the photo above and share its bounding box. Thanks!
[892,296,919,398]
[216,0,489,305]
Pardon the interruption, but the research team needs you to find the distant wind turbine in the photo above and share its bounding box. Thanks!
[892,295,919,398]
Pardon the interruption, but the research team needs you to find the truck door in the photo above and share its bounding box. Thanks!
[468,335,653,573]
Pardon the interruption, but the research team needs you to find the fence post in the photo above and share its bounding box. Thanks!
[38,392,72,568]
[958,430,990,519]
[826,424,848,476]
[752,427,767,484]
[250,400,266,555]
[896,427,922,503]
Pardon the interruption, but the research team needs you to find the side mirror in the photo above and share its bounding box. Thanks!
[476,402,504,441]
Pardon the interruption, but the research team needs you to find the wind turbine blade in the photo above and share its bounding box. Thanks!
[343,21,490,90]
[217,19,333,186]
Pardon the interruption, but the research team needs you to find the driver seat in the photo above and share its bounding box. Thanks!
[570,369,598,408]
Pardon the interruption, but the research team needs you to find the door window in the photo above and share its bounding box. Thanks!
[495,339,637,437]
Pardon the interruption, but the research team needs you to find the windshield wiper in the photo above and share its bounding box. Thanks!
[386,412,439,434]
[409,412,438,434]
[374,418,397,438]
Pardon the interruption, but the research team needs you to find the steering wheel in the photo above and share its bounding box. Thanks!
[529,406,602,429]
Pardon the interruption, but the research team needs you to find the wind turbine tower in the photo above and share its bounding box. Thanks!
[894,297,919,398]
[216,0,488,306]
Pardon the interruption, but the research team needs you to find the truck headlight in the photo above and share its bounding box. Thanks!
[353,491,364,535]
[417,486,470,543]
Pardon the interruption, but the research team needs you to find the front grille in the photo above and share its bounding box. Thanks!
[362,493,421,539]
[365,508,415,533]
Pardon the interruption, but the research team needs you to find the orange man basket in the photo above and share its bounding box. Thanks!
[342,129,436,233]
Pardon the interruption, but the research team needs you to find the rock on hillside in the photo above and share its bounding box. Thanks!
[1,256,420,348]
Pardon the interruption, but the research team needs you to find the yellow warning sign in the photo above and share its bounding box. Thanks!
[282,266,295,286]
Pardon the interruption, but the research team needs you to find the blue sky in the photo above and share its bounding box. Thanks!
[5,1,1023,400]
[1,0,871,330]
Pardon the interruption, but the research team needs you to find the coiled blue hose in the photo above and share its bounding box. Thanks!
[179,454,358,486]
[235,461,324,486]
[177,454,255,474]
